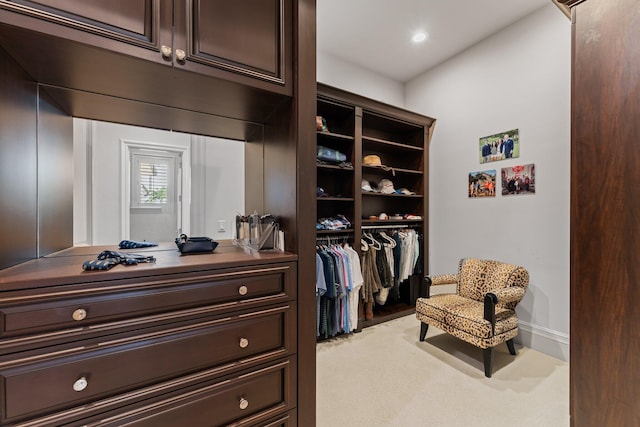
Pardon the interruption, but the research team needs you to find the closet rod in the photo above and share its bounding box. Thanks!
[316,234,351,242]
[361,224,417,230]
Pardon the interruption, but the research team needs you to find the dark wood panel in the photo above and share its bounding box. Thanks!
[194,0,281,76]
[36,88,73,258]
[0,46,37,269]
[0,0,170,61]
[25,0,151,37]
[570,0,640,425]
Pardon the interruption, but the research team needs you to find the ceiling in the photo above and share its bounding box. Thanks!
[317,0,553,83]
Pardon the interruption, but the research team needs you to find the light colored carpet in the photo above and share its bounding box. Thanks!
[316,314,569,427]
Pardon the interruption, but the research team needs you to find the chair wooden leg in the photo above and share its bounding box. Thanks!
[483,347,493,378]
[419,322,429,341]
[506,339,516,355]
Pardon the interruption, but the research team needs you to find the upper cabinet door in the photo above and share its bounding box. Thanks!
[173,0,292,95]
[0,0,172,64]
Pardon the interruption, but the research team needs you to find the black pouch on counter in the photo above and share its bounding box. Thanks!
[175,234,218,254]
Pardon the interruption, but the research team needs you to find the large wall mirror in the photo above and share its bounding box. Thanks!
[73,118,251,246]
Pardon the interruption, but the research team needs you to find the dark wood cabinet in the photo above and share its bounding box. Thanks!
[315,84,435,328]
[0,0,291,94]
[0,245,298,426]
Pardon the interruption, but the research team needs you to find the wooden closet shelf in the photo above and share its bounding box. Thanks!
[362,135,423,151]
[317,131,354,141]
[362,165,423,175]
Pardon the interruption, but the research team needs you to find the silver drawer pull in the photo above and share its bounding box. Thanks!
[238,285,248,296]
[72,308,87,321]
[239,397,249,410]
[73,377,88,392]
[239,338,249,349]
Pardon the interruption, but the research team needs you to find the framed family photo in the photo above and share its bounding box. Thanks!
[468,170,496,198]
[479,128,519,163]
[501,163,535,196]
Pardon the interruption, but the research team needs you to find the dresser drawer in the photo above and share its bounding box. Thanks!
[0,305,294,423]
[94,359,296,427]
[0,263,295,338]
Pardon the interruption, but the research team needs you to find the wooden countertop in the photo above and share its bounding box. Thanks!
[0,241,297,291]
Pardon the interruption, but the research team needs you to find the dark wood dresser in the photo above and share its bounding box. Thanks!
[0,243,297,426]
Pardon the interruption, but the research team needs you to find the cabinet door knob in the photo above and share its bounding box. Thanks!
[73,377,88,392]
[239,397,249,410]
[239,337,249,348]
[72,308,87,321]
[161,45,172,59]
[238,285,248,296]
[175,49,186,61]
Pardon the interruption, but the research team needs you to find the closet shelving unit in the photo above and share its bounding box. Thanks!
[316,83,436,330]
[316,94,356,238]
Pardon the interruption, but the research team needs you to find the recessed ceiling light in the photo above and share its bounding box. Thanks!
[412,31,428,43]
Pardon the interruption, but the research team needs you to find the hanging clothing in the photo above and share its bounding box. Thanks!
[316,242,364,339]
[316,253,328,337]
[360,245,382,304]
[342,244,364,331]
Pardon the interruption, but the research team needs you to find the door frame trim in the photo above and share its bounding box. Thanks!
[120,139,191,241]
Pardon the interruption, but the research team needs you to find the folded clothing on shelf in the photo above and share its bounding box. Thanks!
[317,145,346,164]
[316,214,351,230]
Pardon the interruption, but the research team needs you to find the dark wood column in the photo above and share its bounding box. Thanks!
[563,0,640,425]
[293,0,317,425]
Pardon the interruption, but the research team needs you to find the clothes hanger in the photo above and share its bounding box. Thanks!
[363,231,382,250]
[379,231,397,248]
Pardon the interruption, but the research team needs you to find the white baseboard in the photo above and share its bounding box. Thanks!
[516,321,569,362]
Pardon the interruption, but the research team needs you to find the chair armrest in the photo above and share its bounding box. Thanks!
[422,273,458,298]
[430,273,459,286]
[490,287,526,305]
[484,288,525,336]
[420,276,432,298]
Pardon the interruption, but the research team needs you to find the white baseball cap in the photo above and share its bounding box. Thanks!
[361,179,374,192]
[378,179,395,194]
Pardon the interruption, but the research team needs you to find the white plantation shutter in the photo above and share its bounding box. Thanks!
[131,152,176,208]
[138,160,168,204]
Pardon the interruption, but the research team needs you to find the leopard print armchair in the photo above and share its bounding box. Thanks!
[415,258,529,377]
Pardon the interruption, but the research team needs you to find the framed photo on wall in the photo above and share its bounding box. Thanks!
[501,163,535,196]
[479,128,519,163]
[468,170,496,198]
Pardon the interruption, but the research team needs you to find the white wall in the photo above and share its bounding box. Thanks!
[317,50,405,107]
[73,119,244,245]
[200,137,245,240]
[406,4,571,360]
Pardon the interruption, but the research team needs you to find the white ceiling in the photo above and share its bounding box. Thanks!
[317,0,551,83]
